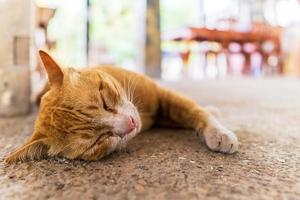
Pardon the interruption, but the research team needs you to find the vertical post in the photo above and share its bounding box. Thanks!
[0,0,34,117]
[145,0,161,78]
[86,0,91,64]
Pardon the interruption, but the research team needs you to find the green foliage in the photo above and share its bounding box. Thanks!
[89,0,137,64]
[160,0,199,31]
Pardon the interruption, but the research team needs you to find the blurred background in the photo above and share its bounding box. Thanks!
[1,0,300,116]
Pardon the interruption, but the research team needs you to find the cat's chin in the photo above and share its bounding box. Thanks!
[114,126,139,150]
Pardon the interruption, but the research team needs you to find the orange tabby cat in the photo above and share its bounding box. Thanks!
[4,51,238,163]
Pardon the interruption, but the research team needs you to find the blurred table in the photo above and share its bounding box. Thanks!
[163,26,282,75]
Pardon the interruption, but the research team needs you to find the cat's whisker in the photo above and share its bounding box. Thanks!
[133,100,145,113]
[131,79,139,103]
[127,77,134,102]
[132,93,142,104]
[125,77,131,102]
[122,75,129,101]
[127,77,138,103]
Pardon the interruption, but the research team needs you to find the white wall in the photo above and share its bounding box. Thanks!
[0,0,34,117]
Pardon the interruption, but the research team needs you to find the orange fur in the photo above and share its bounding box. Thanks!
[4,51,238,164]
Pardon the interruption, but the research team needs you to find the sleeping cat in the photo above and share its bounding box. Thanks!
[4,50,238,163]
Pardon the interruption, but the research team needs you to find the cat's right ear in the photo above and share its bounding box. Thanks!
[39,50,64,88]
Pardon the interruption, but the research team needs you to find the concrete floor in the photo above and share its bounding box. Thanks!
[0,78,300,200]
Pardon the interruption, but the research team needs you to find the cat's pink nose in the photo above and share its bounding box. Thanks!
[116,115,137,138]
[127,116,136,133]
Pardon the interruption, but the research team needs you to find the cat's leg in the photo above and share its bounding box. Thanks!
[158,87,238,153]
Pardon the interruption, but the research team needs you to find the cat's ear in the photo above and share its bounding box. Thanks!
[4,136,48,164]
[39,50,64,88]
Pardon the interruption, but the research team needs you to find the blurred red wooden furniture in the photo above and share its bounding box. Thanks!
[164,24,282,75]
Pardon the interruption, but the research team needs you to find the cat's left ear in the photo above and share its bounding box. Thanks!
[4,136,48,164]
[39,50,64,88]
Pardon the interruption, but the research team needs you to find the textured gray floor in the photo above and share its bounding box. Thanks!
[1,78,300,200]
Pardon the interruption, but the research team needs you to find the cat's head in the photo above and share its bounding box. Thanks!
[4,50,141,163]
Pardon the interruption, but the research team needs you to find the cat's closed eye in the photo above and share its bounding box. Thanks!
[100,93,117,113]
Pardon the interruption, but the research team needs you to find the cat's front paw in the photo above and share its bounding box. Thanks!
[203,125,239,154]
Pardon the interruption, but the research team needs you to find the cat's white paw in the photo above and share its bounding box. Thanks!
[203,120,238,154]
